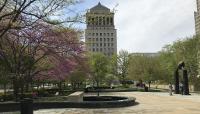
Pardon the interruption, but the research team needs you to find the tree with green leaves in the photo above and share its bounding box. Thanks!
[69,69,87,90]
[89,53,109,87]
[88,53,110,96]
[118,50,129,83]
[158,35,200,90]
[128,54,162,88]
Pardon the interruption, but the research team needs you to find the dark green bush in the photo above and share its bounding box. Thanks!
[36,89,51,97]
[19,93,33,99]
[0,94,14,101]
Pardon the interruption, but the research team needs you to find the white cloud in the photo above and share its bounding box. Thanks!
[98,0,196,53]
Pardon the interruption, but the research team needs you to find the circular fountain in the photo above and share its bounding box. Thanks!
[82,96,136,108]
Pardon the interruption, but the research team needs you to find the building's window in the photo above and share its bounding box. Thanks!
[104,33,106,36]
[88,18,91,25]
[96,44,99,46]
[110,17,113,25]
[99,17,102,25]
[96,17,98,25]
[96,48,99,52]
[93,38,95,41]
[93,48,95,51]
[96,33,98,36]
[107,38,110,42]
[104,43,106,46]
[100,43,102,47]
[111,33,114,36]
[92,18,94,25]
[111,43,114,46]
[107,17,109,25]
[108,43,110,47]
[100,33,102,36]
[93,33,95,36]
[104,48,106,51]
[107,33,110,36]
[93,43,95,46]
[100,48,102,52]
[104,38,106,41]
[103,17,105,25]
[96,38,98,41]
[100,38,102,41]
[111,38,114,41]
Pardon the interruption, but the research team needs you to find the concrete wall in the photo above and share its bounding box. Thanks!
[151,84,194,92]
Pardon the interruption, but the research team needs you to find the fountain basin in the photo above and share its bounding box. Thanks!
[0,96,136,112]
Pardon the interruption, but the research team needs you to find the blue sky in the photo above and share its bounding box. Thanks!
[68,0,196,53]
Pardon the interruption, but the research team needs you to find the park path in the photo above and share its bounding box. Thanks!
[35,92,200,114]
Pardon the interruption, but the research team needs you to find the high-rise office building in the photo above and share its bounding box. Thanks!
[195,0,200,76]
[85,2,117,56]
[195,0,200,35]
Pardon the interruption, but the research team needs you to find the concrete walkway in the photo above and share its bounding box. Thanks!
[34,92,200,114]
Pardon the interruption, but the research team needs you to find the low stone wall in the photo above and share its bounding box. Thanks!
[0,102,20,112]
[67,91,83,102]
[0,96,136,112]
[151,84,194,92]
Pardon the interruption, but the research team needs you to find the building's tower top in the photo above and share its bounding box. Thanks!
[197,0,200,12]
[90,2,110,13]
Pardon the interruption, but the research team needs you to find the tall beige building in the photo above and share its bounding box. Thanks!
[195,0,200,75]
[195,0,200,35]
[85,2,117,56]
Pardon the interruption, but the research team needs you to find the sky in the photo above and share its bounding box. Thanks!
[69,0,196,53]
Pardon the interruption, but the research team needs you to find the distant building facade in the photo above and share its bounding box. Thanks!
[130,53,159,57]
[85,2,117,56]
[195,0,200,75]
[195,0,200,35]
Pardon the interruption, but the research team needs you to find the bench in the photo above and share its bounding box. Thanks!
[67,91,84,102]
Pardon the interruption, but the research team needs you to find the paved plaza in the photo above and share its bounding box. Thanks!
[34,92,200,114]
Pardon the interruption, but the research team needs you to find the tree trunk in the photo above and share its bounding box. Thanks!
[20,82,25,99]
[97,81,99,96]
[31,82,34,92]
[3,83,6,95]
[25,83,29,92]
[148,81,151,90]
[37,83,39,91]
[58,82,62,95]
[13,80,19,101]
[42,83,45,89]
[77,83,80,89]
[71,82,75,90]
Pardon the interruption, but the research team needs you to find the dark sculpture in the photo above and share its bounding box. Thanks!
[183,69,189,95]
[174,69,179,94]
[174,61,189,95]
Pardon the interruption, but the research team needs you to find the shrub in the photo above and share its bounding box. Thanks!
[36,89,51,97]
[0,94,14,101]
